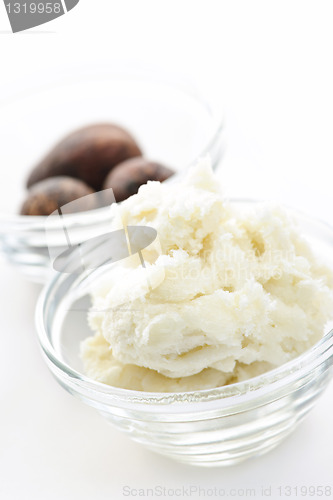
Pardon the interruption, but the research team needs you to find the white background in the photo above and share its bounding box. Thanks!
[0,2,333,499]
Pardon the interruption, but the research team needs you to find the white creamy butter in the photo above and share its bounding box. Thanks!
[81,160,333,392]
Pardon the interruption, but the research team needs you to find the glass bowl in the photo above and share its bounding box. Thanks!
[0,68,224,282]
[35,201,333,467]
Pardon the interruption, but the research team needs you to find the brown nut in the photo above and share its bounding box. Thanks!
[103,157,174,202]
[20,176,97,216]
[26,123,142,191]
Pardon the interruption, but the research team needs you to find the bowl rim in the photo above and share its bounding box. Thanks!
[35,198,333,406]
[0,67,224,228]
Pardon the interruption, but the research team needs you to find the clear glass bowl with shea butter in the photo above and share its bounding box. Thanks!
[36,201,333,467]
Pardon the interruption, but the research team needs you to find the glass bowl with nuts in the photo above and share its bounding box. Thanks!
[0,68,224,282]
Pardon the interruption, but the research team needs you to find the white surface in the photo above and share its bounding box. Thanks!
[1,1,333,499]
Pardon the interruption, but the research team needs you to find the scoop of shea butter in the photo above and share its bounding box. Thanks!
[81,159,333,391]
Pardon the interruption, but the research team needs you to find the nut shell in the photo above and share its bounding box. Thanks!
[26,124,142,191]
[20,176,97,216]
[103,157,174,202]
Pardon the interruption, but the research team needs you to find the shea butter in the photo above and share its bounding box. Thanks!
[81,161,333,392]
